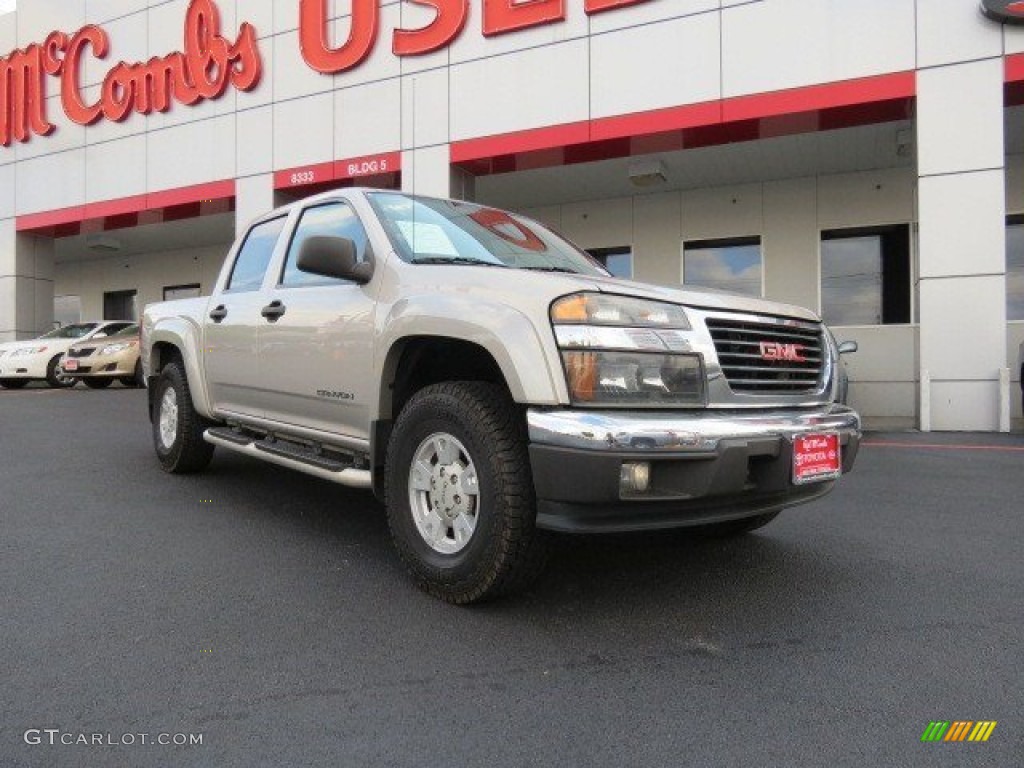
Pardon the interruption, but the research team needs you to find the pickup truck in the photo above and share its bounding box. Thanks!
[142,188,861,604]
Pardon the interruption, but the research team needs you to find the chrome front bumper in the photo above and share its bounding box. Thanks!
[527,404,861,454]
[525,404,862,533]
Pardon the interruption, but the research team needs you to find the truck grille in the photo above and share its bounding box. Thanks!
[706,317,825,394]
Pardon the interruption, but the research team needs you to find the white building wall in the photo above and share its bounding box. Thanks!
[54,243,229,322]
[0,0,1018,430]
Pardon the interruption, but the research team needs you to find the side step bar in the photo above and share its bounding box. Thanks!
[204,428,372,490]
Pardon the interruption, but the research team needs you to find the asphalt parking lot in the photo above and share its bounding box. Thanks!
[2,385,1022,768]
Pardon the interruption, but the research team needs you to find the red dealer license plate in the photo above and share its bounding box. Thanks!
[63,359,78,371]
[792,433,842,485]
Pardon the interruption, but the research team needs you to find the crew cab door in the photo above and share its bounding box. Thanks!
[257,200,377,440]
[204,215,289,417]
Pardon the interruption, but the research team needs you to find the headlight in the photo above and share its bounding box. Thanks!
[551,293,704,407]
[562,350,704,406]
[100,342,136,355]
[11,346,47,357]
[551,293,690,328]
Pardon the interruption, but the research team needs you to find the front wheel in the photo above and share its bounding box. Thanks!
[385,382,549,604]
[152,360,214,474]
[84,378,112,389]
[0,379,28,389]
[45,355,74,388]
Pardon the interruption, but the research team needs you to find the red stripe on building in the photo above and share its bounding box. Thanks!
[452,71,917,176]
[1006,52,1024,83]
[16,180,236,235]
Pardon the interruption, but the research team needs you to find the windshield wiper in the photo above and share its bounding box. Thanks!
[520,266,580,274]
[411,256,509,268]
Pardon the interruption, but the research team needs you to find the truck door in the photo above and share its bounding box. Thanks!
[257,201,377,441]
[204,215,288,417]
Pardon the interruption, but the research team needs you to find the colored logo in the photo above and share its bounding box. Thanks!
[759,341,806,363]
[921,721,997,742]
[981,0,1024,25]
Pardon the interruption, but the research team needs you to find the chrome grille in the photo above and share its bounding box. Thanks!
[706,317,825,394]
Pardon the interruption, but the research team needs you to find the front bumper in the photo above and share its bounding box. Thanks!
[63,349,139,379]
[527,405,861,533]
[0,355,50,379]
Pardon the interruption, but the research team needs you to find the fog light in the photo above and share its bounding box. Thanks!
[620,462,652,494]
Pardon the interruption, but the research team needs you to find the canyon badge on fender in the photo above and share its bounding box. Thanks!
[981,0,1024,25]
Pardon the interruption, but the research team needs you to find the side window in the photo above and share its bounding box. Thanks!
[227,217,287,292]
[281,202,370,288]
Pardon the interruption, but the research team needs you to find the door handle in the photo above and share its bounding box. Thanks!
[261,300,287,321]
[209,305,228,322]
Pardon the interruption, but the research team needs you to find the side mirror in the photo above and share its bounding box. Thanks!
[296,235,373,284]
[838,340,859,355]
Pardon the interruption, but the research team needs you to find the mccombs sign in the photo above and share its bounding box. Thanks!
[0,0,648,148]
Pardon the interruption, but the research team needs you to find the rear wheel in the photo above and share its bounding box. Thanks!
[84,378,112,389]
[385,381,549,604]
[45,355,74,388]
[152,360,214,474]
[0,379,28,389]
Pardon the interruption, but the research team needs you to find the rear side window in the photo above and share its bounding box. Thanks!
[280,202,370,287]
[227,217,287,292]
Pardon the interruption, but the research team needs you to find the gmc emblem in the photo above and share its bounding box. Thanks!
[981,0,1024,24]
[760,342,806,363]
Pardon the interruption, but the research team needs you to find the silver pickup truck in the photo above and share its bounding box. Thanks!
[143,188,861,603]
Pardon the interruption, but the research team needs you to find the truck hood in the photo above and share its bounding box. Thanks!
[568,274,820,323]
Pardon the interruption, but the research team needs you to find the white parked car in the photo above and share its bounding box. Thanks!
[0,321,136,389]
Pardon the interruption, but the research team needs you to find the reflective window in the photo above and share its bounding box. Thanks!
[588,247,633,279]
[164,284,202,301]
[821,225,910,326]
[1008,217,1024,322]
[683,238,762,297]
[281,202,370,287]
[227,217,287,292]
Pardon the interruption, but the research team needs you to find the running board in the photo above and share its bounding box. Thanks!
[204,428,372,490]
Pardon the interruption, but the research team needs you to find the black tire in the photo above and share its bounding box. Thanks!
[152,360,214,474]
[118,377,137,387]
[84,378,112,389]
[132,358,145,388]
[385,381,549,604]
[0,379,28,389]
[45,355,74,388]
[693,510,781,538]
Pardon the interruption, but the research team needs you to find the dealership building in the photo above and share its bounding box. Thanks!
[0,0,1022,431]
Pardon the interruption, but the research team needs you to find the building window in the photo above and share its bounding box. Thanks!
[163,284,201,301]
[1008,215,1024,322]
[103,290,138,321]
[683,237,762,298]
[588,247,633,279]
[820,225,910,326]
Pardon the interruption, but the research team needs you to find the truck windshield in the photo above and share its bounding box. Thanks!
[367,192,609,276]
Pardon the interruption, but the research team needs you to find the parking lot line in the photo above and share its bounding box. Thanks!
[863,440,1024,453]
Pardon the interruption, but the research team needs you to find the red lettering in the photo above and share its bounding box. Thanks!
[61,26,109,125]
[229,24,262,91]
[483,0,565,36]
[101,64,134,122]
[584,0,650,13]
[393,0,469,57]
[183,0,232,100]
[0,45,54,145]
[57,0,261,128]
[299,0,379,74]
